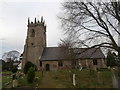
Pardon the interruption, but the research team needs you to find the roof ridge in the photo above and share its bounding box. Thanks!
[45,47,100,49]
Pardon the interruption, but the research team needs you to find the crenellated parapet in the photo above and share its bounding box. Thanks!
[27,16,46,31]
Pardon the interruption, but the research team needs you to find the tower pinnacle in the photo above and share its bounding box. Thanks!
[28,17,30,24]
[35,17,36,23]
[41,16,43,22]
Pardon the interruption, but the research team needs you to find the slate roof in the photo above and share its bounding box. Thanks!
[40,47,105,61]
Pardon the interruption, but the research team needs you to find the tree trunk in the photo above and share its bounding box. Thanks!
[118,48,120,58]
[118,49,120,89]
[118,67,120,89]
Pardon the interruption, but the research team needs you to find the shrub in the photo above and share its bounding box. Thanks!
[11,66,18,73]
[27,67,35,83]
[24,62,34,74]
[106,51,118,67]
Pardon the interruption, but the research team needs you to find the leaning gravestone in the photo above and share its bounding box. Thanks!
[111,67,119,88]
[73,74,76,86]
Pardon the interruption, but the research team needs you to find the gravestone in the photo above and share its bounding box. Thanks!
[111,67,119,88]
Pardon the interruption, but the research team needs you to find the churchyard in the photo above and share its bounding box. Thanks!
[2,69,113,88]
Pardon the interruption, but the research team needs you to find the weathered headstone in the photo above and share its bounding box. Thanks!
[111,67,119,88]
[12,73,18,87]
[73,74,76,86]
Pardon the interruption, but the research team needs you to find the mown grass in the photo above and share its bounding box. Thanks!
[2,72,12,88]
[17,71,43,87]
[67,69,112,88]
[37,69,112,88]
[2,71,43,88]
[2,69,113,88]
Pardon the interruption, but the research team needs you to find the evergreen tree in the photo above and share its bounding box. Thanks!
[24,61,34,74]
[106,51,117,67]
[27,67,35,83]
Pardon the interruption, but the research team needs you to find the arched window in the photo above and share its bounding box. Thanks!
[31,29,35,37]
[58,61,63,67]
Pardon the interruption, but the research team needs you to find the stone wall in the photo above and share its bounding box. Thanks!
[42,60,71,70]
[78,59,106,69]
[41,59,106,71]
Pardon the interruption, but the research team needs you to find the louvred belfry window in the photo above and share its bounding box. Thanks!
[31,29,35,37]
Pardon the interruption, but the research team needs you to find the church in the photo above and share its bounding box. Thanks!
[22,17,106,71]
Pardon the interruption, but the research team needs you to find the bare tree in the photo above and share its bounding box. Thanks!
[59,1,120,59]
[2,50,20,62]
[58,0,120,88]
[58,38,78,69]
[58,38,78,84]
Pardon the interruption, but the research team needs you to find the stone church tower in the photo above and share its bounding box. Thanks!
[22,17,46,69]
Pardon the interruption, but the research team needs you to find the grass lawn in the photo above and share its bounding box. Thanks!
[2,71,43,88]
[2,71,12,88]
[2,69,113,88]
[17,71,43,87]
[37,69,112,88]
[75,69,112,88]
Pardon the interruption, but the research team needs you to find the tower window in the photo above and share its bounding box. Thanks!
[93,59,97,65]
[31,29,35,37]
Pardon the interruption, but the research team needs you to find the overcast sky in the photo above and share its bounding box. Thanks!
[0,0,119,59]
[0,0,65,58]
